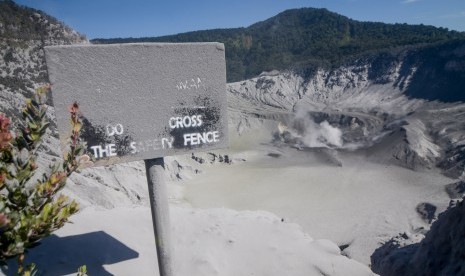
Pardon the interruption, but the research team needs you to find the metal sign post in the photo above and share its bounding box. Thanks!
[145,158,172,276]
[45,43,228,276]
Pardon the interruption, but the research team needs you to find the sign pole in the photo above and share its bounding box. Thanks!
[145,157,173,276]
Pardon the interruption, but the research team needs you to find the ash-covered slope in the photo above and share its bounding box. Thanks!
[227,40,465,178]
[0,0,87,120]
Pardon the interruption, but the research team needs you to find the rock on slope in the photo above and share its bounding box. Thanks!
[371,199,465,276]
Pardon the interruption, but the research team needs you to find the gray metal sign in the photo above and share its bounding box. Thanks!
[45,43,228,167]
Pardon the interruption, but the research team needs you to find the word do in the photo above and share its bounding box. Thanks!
[169,115,203,129]
[184,131,219,146]
[106,123,124,137]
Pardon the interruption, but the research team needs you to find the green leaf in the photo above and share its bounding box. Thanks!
[38,122,50,135]
[40,203,51,222]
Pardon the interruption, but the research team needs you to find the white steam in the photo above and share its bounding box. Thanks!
[288,107,344,148]
[300,120,343,148]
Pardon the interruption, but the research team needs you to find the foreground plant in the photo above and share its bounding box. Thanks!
[77,265,88,276]
[0,85,85,274]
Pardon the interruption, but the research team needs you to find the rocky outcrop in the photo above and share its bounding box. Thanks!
[0,1,87,121]
[371,199,465,276]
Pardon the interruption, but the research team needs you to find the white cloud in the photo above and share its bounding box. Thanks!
[402,0,421,4]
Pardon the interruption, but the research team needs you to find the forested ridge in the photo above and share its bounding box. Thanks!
[92,8,465,82]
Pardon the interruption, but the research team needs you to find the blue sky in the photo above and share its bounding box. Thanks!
[14,0,465,39]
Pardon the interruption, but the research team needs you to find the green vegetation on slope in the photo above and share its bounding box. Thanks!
[92,8,465,82]
[0,0,86,42]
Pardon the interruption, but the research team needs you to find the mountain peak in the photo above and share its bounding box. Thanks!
[249,7,347,29]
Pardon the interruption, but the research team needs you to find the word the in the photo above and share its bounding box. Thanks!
[184,131,219,146]
[106,123,124,136]
[176,77,204,91]
[90,137,174,159]
[90,144,117,158]
[169,115,203,129]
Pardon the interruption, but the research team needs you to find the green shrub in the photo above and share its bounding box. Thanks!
[0,85,85,275]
